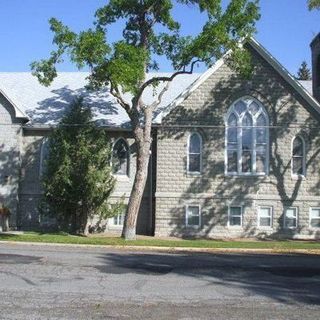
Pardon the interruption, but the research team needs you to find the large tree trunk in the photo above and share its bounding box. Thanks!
[122,121,152,240]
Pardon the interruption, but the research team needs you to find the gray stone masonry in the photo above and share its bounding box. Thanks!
[19,130,153,235]
[0,94,23,228]
[155,44,320,239]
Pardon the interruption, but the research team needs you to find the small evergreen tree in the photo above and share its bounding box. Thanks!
[297,61,312,80]
[42,98,120,235]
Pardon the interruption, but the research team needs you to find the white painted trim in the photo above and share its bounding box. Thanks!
[283,207,298,229]
[187,132,203,175]
[108,212,125,228]
[248,38,320,115]
[291,135,306,178]
[257,206,273,228]
[228,205,243,228]
[0,88,29,120]
[225,96,269,176]
[111,137,130,177]
[185,204,201,227]
[155,37,320,125]
[309,207,320,229]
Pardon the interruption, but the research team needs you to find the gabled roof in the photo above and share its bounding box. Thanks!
[154,38,320,123]
[0,37,318,128]
[248,38,320,115]
[0,72,200,128]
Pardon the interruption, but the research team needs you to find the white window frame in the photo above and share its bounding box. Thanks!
[39,137,49,177]
[187,132,202,175]
[291,135,306,177]
[283,207,298,229]
[228,206,243,227]
[257,206,273,228]
[225,96,269,176]
[185,204,201,227]
[111,137,130,177]
[309,207,320,229]
[109,212,125,228]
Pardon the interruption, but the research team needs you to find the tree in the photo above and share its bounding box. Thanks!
[42,98,119,235]
[308,0,320,9]
[296,61,312,80]
[31,0,260,240]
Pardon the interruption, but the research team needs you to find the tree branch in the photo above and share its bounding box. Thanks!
[109,82,131,114]
[150,81,171,110]
[133,59,200,107]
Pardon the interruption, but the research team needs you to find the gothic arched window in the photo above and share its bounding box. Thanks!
[187,133,202,174]
[112,138,129,176]
[226,98,269,175]
[292,136,306,176]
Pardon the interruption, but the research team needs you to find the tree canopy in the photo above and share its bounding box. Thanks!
[31,0,260,96]
[309,0,320,9]
[31,0,260,240]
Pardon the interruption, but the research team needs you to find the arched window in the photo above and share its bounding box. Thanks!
[39,137,49,177]
[187,133,202,174]
[226,97,269,175]
[112,138,129,176]
[292,136,306,176]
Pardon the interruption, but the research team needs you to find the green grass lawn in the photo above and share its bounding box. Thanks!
[0,232,320,251]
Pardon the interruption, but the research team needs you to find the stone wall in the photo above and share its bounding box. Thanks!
[155,44,320,239]
[0,94,23,228]
[19,129,153,235]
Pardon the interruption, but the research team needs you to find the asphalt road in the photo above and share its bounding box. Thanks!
[1,243,320,319]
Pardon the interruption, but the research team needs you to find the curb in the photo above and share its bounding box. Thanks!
[1,240,320,255]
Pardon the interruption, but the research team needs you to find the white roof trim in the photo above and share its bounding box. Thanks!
[248,37,320,115]
[154,51,230,124]
[155,37,320,124]
[0,88,29,120]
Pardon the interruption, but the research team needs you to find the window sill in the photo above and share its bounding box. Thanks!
[225,173,268,178]
[186,172,202,177]
[185,225,201,229]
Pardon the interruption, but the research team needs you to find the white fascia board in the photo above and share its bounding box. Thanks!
[0,88,29,120]
[154,52,230,124]
[248,38,320,115]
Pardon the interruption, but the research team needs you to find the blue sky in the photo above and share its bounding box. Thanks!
[0,1,318,76]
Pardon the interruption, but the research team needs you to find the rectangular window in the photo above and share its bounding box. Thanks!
[284,207,298,229]
[186,205,201,227]
[111,213,125,226]
[310,208,320,228]
[258,206,272,228]
[228,206,243,227]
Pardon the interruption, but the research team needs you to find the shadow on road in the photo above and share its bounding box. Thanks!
[95,252,320,305]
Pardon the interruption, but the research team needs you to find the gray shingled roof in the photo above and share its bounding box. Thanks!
[0,73,315,128]
[0,72,200,128]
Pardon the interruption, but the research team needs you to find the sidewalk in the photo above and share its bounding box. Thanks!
[1,239,320,255]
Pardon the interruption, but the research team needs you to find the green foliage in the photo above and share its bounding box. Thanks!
[42,98,121,233]
[31,0,260,93]
[308,0,320,10]
[296,61,312,80]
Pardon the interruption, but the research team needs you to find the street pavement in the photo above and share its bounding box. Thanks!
[1,242,320,319]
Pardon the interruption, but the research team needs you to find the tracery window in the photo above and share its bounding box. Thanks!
[226,98,269,175]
